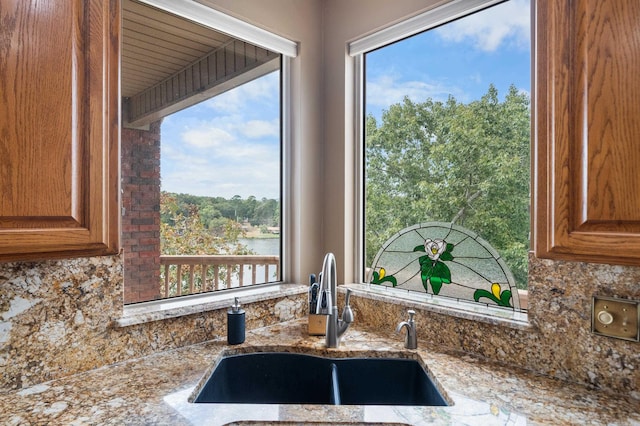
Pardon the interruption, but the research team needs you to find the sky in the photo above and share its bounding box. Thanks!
[366,0,531,120]
[160,72,280,199]
[160,0,530,200]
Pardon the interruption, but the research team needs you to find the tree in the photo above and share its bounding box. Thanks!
[161,193,280,228]
[199,203,222,229]
[253,198,279,226]
[160,192,251,256]
[160,192,254,295]
[365,85,530,288]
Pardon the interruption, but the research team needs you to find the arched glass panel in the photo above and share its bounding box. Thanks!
[368,222,523,312]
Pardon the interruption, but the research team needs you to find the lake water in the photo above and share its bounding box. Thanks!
[239,238,280,256]
[236,238,280,285]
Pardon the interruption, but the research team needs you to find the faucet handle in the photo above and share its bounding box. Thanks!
[341,289,355,323]
[407,309,415,322]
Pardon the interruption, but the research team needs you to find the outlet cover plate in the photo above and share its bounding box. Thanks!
[592,296,639,342]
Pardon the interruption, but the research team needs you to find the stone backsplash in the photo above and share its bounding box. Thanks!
[0,256,306,392]
[350,253,640,399]
[1,253,638,399]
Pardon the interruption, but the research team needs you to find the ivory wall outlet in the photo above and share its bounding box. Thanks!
[592,296,639,342]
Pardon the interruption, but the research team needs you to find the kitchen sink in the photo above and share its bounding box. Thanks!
[193,352,448,406]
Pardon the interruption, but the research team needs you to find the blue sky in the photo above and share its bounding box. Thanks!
[160,72,281,199]
[161,0,530,199]
[366,0,530,120]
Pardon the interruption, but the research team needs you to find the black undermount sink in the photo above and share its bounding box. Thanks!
[193,352,448,406]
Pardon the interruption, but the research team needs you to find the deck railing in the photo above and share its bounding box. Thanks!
[160,255,280,298]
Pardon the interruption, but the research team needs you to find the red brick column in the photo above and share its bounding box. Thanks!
[121,121,162,304]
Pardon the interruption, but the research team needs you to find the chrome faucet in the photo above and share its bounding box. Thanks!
[396,309,417,349]
[315,253,354,348]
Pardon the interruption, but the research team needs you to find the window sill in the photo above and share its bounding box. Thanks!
[115,283,308,328]
[344,283,529,330]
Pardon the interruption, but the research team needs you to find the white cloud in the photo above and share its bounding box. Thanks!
[242,119,279,139]
[179,116,278,151]
[161,142,279,199]
[161,145,208,165]
[435,0,530,52]
[160,71,282,198]
[181,126,235,148]
[204,72,279,114]
[366,74,464,108]
[162,117,279,198]
[469,72,482,84]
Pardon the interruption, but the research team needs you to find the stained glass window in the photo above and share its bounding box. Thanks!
[361,0,531,297]
[368,222,523,312]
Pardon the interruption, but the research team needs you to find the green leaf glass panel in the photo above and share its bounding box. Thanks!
[368,222,522,311]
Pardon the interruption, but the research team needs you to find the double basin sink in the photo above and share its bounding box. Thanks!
[193,352,449,406]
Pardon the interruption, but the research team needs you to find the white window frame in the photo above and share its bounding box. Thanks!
[120,0,298,322]
[348,0,530,326]
[349,0,505,284]
[140,0,297,285]
[137,0,297,57]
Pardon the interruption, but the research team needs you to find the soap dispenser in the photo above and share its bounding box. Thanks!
[396,309,417,349]
[227,297,245,345]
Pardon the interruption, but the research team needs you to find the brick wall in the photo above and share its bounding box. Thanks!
[121,121,162,304]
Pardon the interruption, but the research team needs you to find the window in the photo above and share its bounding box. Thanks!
[157,69,282,299]
[353,0,530,312]
[120,0,295,304]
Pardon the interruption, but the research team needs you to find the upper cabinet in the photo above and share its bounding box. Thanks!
[534,0,640,265]
[0,0,120,261]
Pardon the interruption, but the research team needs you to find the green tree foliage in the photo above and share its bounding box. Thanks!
[365,84,530,288]
[160,193,259,296]
[161,192,280,231]
[160,192,252,256]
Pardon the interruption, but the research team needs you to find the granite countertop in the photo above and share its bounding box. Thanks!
[1,319,638,425]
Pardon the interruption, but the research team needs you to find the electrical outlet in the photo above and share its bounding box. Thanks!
[592,296,639,342]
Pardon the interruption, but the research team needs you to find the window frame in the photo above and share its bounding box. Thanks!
[137,0,297,56]
[349,0,529,296]
[123,0,297,307]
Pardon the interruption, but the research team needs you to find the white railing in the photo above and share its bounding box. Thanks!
[160,255,280,298]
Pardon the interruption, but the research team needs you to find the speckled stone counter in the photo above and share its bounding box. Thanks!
[1,319,638,426]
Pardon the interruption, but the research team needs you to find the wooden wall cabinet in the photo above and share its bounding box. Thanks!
[0,0,120,261]
[534,0,640,265]
[533,0,640,264]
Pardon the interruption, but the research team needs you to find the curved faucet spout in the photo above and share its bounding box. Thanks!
[318,253,353,348]
[323,252,337,309]
[396,310,417,349]
[396,321,411,334]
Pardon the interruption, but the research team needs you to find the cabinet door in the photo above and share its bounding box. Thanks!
[0,0,120,261]
[534,0,640,265]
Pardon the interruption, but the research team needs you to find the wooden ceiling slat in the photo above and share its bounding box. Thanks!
[122,0,233,98]
[123,12,230,46]
[123,28,209,58]
[123,63,173,81]
[122,43,190,68]
[123,0,228,42]
[123,78,152,92]
[121,43,199,65]
[121,0,275,103]
[123,21,214,53]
